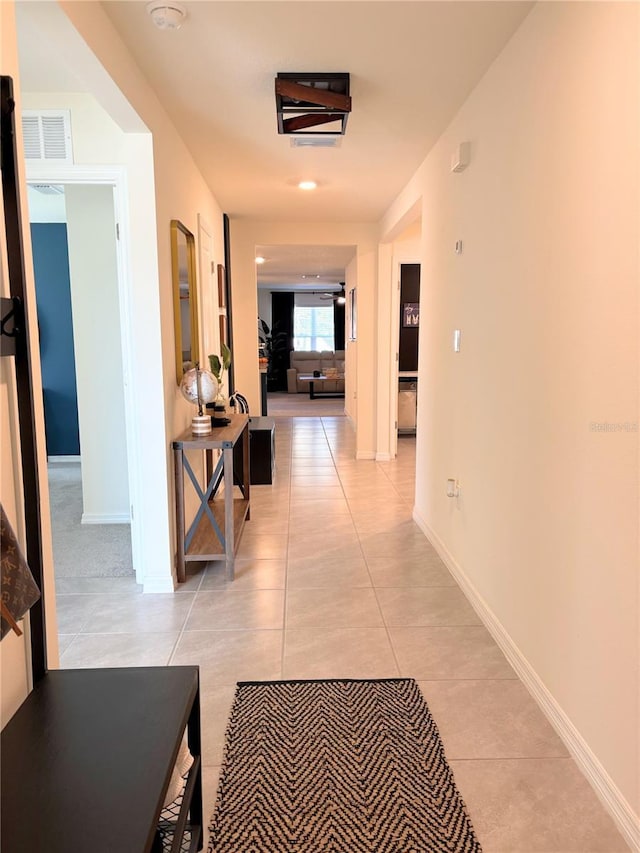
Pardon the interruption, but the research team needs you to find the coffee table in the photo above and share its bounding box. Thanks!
[298,374,345,400]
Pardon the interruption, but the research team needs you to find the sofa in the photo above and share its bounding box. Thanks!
[287,350,345,394]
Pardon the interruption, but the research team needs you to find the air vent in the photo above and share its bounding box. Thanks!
[31,184,65,195]
[291,136,341,149]
[22,111,73,163]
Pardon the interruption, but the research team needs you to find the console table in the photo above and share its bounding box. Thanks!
[1,666,203,853]
[173,414,250,582]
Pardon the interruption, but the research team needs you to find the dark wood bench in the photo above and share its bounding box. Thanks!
[1,666,203,852]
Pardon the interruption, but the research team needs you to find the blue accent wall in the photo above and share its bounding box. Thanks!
[31,223,80,456]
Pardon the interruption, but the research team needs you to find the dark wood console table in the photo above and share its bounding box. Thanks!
[173,414,250,582]
[1,666,203,853]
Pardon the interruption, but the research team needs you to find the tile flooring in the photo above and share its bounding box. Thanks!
[55,416,629,852]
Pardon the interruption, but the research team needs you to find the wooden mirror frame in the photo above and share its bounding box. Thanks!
[170,219,199,384]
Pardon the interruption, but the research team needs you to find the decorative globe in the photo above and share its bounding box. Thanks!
[180,367,218,407]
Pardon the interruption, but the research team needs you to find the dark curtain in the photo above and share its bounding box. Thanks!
[333,299,345,351]
[270,292,294,390]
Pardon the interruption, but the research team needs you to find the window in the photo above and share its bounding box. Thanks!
[293,305,334,351]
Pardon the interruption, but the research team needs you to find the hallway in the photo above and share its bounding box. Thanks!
[55,416,628,851]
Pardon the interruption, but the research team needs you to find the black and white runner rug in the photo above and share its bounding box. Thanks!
[208,678,481,852]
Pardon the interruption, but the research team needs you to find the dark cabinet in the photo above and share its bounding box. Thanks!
[234,417,276,485]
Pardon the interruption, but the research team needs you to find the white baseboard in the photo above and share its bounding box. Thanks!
[81,512,130,525]
[375,452,393,461]
[412,507,640,853]
[47,455,81,464]
[142,576,177,594]
[356,450,376,460]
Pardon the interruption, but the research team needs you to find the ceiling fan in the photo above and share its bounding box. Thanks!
[319,284,346,304]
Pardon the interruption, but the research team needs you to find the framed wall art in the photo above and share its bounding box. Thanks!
[403,303,419,327]
[219,314,228,348]
[217,263,226,309]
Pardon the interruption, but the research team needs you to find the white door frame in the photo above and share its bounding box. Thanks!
[390,257,421,459]
[26,164,143,584]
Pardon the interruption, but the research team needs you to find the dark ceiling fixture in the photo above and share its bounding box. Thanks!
[275,73,351,136]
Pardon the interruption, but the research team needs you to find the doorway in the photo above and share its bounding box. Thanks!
[256,243,354,419]
[28,180,134,582]
[397,263,420,438]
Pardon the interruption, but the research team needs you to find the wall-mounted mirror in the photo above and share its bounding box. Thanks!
[171,219,199,384]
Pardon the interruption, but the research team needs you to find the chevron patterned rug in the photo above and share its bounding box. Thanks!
[207,678,481,852]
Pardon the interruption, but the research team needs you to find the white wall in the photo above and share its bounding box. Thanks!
[230,221,376,457]
[1,1,59,725]
[26,187,66,223]
[65,184,129,522]
[21,0,226,589]
[257,290,272,330]
[22,90,172,588]
[382,0,639,837]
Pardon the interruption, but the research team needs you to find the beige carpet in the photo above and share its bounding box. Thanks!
[48,463,134,578]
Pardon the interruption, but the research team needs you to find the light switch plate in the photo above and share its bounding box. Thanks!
[453,329,461,352]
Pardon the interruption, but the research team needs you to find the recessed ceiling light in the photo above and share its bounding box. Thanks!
[298,180,317,191]
[255,256,266,264]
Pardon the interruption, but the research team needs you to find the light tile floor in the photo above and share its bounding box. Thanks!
[56,416,629,852]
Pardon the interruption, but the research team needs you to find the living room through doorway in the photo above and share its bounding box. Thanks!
[256,243,355,417]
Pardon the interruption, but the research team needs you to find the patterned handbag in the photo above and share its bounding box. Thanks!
[1,503,40,639]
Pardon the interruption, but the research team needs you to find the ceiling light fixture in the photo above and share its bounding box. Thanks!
[146,1,187,30]
[255,256,266,264]
[298,181,317,191]
[275,73,351,136]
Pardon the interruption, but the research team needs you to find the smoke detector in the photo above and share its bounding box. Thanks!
[146,2,187,30]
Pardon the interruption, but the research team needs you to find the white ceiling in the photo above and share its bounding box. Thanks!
[104,1,532,223]
[255,244,354,289]
[16,0,533,281]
